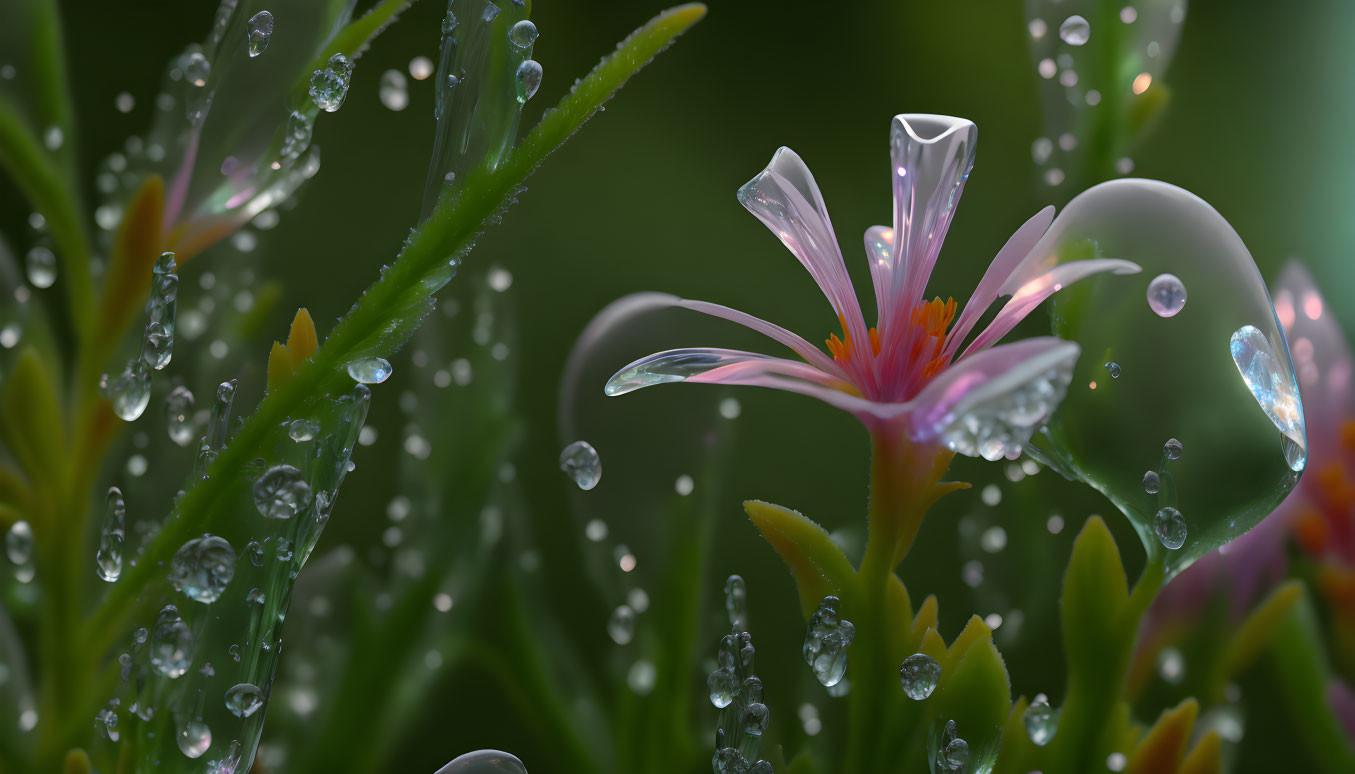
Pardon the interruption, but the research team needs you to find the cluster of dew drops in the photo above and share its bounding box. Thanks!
[378,16,543,114]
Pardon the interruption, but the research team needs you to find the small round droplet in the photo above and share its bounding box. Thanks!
[246,10,274,57]
[1163,437,1183,460]
[287,418,319,442]
[558,440,601,490]
[1142,470,1160,494]
[1104,361,1121,378]
[25,246,56,288]
[347,356,392,384]
[150,606,192,677]
[1023,699,1058,746]
[168,535,235,603]
[1147,273,1188,317]
[607,604,636,645]
[176,718,211,759]
[1154,506,1187,550]
[742,702,770,735]
[1059,15,1091,45]
[899,653,941,700]
[253,465,313,519]
[508,20,539,47]
[225,683,264,718]
[514,59,542,103]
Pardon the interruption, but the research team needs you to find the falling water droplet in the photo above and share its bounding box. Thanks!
[607,604,636,645]
[24,246,56,288]
[168,535,236,603]
[1147,273,1188,317]
[96,487,126,582]
[1059,15,1091,45]
[379,69,409,111]
[309,53,353,112]
[224,683,264,718]
[1023,699,1058,745]
[558,440,601,490]
[1104,361,1121,378]
[103,360,152,421]
[899,653,941,700]
[347,357,392,384]
[246,10,273,57]
[150,605,192,677]
[514,60,542,103]
[288,418,320,442]
[164,386,196,446]
[724,574,748,630]
[803,596,855,687]
[1142,470,1160,494]
[508,19,539,47]
[253,465,313,519]
[434,750,529,774]
[1154,506,1187,550]
[176,717,212,758]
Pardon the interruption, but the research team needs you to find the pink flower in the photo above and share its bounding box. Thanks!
[606,114,1137,459]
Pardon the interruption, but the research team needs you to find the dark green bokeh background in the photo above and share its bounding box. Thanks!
[7,0,1355,769]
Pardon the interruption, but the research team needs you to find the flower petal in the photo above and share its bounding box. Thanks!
[676,298,846,378]
[943,206,1055,359]
[1273,261,1354,460]
[907,337,1081,460]
[960,258,1140,359]
[737,147,872,366]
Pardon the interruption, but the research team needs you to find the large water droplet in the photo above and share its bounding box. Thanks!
[1154,506,1187,550]
[347,356,392,384]
[508,20,539,47]
[25,246,55,288]
[803,596,855,687]
[246,10,273,57]
[96,487,126,582]
[224,683,264,718]
[309,53,353,112]
[164,386,196,446]
[1059,15,1091,45]
[1025,179,1304,577]
[176,717,211,758]
[253,465,313,519]
[707,665,736,708]
[1023,699,1058,745]
[150,605,192,677]
[899,653,941,700]
[103,360,152,421]
[514,60,542,104]
[1147,273,1188,317]
[168,535,235,603]
[607,604,636,645]
[1230,325,1306,471]
[435,750,529,774]
[558,440,601,490]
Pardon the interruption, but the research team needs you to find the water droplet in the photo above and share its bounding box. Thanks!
[558,440,601,490]
[176,717,211,758]
[229,644,241,662]
[281,110,314,159]
[1230,325,1306,471]
[169,535,235,603]
[1154,506,1187,550]
[1157,646,1186,684]
[96,487,126,582]
[1059,15,1090,45]
[742,699,770,735]
[246,10,273,57]
[379,69,409,111]
[1142,470,1160,494]
[508,20,539,47]
[936,719,969,773]
[1163,437,1183,460]
[163,386,195,446]
[607,604,636,645]
[434,749,529,773]
[899,653,941,700]
[103,360,152,421]
[24,246,55,288]
[5,520,34,582]
[309,53,353,112]
[724,574,748,630]
[288,418,319,442]
[275,539,294,562]
[225,683,264,718]
[803,596,855,687]
[182,48,210,87]
[1104,361,1121,378]
[1031,136,1053,165]
[1147,273,1188,317]
[628,659,657,695]
[253,465,313,519]
[1023,699,1058,745]
[347,356,392,384]
[150,605,192,677]
[514,60,542,103]
[707,665,736,708]
[246,587,265,605]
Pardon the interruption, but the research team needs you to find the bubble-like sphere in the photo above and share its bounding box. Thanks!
[1027,179,1304,578]
[253,465,313,519]
[434,749,529,774]
[899,653,941,700]
[558,440,601,490]
[168,535,235,603]
[1147,273,1188,318]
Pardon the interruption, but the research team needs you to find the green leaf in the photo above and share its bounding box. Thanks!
[744,499,857,617]
[0,348,65,493]
[929,623,1012,774]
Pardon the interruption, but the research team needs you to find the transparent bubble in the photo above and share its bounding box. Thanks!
[435,749,529,774]
[1148,273,1188,317]
[225,683,264,718]
[1059,15,1090,45]
[1028,180,1303,577]
[899,653,940,700]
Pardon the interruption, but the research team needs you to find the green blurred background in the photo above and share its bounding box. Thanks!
[6,0,1355,769]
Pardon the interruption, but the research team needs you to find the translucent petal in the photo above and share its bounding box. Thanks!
[1027,179,1305,577]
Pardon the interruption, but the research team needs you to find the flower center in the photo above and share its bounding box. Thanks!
[825,297,956,398]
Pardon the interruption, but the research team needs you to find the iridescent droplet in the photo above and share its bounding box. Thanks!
[1147,273,1188,317]
[225,683,264,718]
[508,20,539,47]
[803,596,855,687]
[1154,506,1187,550]
[246,10,273,57]
[176,717,211,758]
[1230,324,1306,471]
[1059,15,1091,45]
[900,653,941,700]
[558,440,601,490]
[24,246,56,288]
[607,604,636,645]
[347,356,392,384]
[434,750,528,774]
[253,465,313,519]
[168,535,236,603]
[514,60,542,103]
[1142,470,1160,494]
[1104,361,1121,378]
[1023,699,1058,745]
[309,53,353,112]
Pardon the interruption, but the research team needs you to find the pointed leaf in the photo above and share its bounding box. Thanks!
[0,348,64,488]
[287,307,319,366]
[931,625,1011,774]
[1178,731,1222,774]
[1220,579,1302,688]
[267,341,292,391]
[1061,516,1129,671]
[1126,699,1197,774]
[745,499,856,616]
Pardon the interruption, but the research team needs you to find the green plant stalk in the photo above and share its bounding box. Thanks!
[65,0,706,747]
